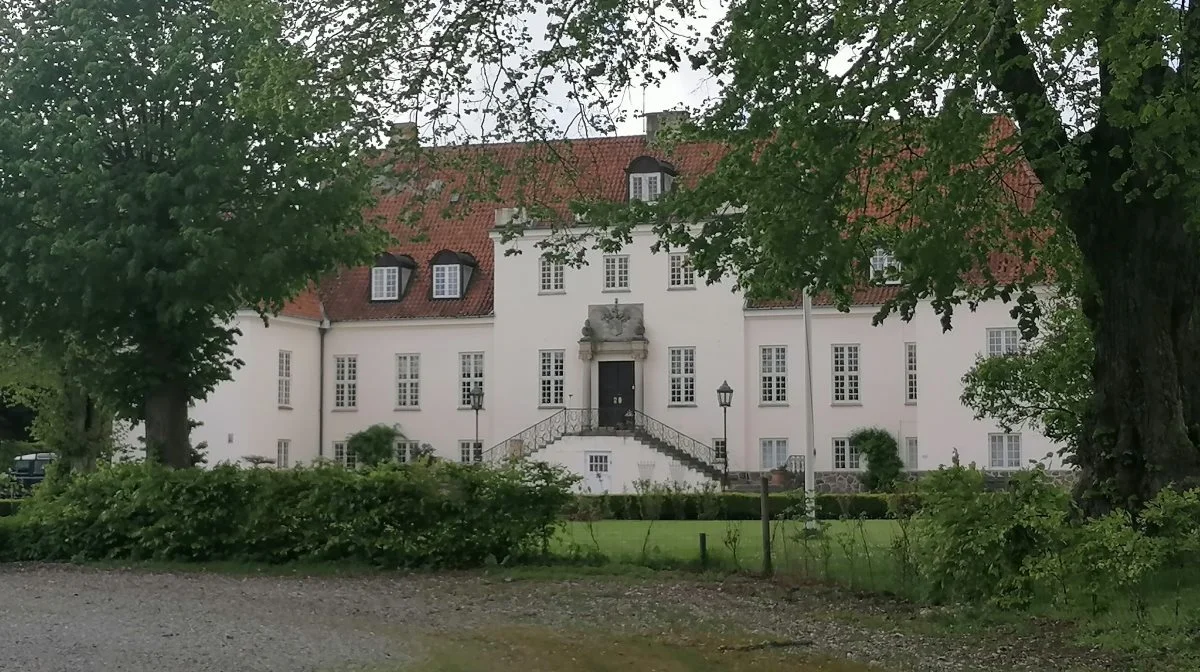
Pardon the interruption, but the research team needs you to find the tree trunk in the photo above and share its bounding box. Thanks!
[1072,189,1200,513]
[144,381,190,468]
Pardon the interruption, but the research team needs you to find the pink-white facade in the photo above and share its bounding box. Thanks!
[184,224,1061,487]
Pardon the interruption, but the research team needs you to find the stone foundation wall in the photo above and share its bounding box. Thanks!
[728,468,1079,494]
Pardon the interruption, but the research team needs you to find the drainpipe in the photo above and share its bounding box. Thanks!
[317,314,330,458]
[802,287,817,531]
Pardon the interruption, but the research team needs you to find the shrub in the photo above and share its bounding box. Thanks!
[0,499,19,517]
[913,462,1071,607]
[2,460,577,568]
[849,427,904,492]
[345,423,403,468]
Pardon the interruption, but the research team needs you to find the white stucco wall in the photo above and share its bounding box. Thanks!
[540,434,717,493]
[321,317,494,462]
[190,313,322,467]
[491,226,748,467]
[912,299,1060,470]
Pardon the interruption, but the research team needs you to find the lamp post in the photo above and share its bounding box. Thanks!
[470,383,484,463]
[717,380,733,488]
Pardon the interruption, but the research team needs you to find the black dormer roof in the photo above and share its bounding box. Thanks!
[625,155,679,176]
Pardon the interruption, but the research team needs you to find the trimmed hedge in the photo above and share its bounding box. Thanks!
[564,492,919,521]
[0,499,19,517]
[0,461,575,568]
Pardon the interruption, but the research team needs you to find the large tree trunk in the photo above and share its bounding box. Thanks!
[144,380,190,468]
[1072,183,1200,513]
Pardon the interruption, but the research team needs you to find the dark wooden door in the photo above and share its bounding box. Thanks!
[598,361,635,428]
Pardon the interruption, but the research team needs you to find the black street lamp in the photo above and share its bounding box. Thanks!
[717,380,733,487]
[470,383,484,463]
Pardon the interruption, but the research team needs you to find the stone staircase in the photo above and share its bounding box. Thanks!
[484,408,722,482]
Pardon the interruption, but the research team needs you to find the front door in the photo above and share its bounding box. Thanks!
[598,360,635,428]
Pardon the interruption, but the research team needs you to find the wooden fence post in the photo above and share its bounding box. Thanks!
[699,532,708,569]
[760,475,772,576]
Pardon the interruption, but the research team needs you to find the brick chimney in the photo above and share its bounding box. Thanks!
[389,121,418,147]
[644,110,690,143]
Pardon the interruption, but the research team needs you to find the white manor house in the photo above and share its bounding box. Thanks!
[184,114,1061,492]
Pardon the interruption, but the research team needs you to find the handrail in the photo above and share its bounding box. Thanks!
[629,409,715,466]
[483,408,597,463]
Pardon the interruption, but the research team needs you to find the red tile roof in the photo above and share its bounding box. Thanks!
[277,119,1044,321]
[316,135,725,322]
[280,286,325,321]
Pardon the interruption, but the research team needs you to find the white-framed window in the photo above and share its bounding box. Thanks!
[395,439,419,463]
[459,352,484,408]
[539,256,565,293]
[433,263,461,298]
[371,266,400,300]
[276,439,290,469]
[760,438,788,470]
[603,255,630,290]
[904,436,918,470]
[833,437,861,470]
[334,355,357,409]
[277,350,292,407]
[869,248,902,284]
[668,252,695,287]
[760,346,787,403]
[905,342,918,403]
[713,438,728,462]
[986,327,1022,357]
[989,433,1022,469]
[668,346,696,404]
[587,452,610,474]
[395,353,420,408]
[539,350,565,406]
[629,173,663,203]
[832,344,860,403]
[333,441,356,469]
[460,440,481,464]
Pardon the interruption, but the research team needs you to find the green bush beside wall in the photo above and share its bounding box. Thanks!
[0,461,576,568]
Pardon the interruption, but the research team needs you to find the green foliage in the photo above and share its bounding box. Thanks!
[2,460,577,568]
[914,463,1072,607]
[961,298,1092,461]
[848,427,904,492]
[345,424,404,468]
[0,499,19,517]
[0,1,387,464]
[564,492,915,521]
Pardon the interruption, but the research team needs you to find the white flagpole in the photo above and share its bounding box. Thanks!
[802,286,818,530]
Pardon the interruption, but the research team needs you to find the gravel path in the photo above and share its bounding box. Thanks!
[0,564,1117,672]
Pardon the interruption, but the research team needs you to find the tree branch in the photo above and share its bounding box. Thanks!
[979,0,1069,191]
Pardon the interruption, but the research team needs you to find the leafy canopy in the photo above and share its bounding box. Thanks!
[0,0,386,419]
[961,297,1092,459]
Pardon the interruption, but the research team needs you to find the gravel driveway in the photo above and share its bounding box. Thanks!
[0,564,1116,672]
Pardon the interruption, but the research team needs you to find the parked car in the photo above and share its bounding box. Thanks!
[8,452,56,489]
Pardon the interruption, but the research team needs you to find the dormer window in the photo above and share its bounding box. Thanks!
[870,248,902,285]
[626,155,678,203]
[433,264,460,298]
[369,253,417,301]
[430,250,478,299]
[371,267,399,300]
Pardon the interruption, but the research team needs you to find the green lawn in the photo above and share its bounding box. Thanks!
[554,519,902,580]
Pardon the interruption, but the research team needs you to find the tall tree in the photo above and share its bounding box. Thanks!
[0,0,386,466]
[320,0,1200,510]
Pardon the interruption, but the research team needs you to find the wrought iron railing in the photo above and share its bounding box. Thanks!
[629,409,715,466]
[483,408,598,463]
